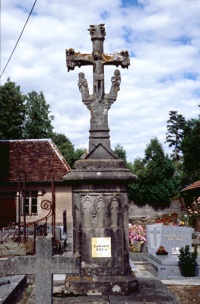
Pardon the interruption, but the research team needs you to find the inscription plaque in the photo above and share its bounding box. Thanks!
[92,237,111,258]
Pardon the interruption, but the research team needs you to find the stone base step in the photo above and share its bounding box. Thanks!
[0,275,26,304]
[52,277,178,303]
[65,274,138,295]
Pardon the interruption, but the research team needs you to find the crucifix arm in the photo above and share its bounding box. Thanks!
[102,50,130,69]
[66,49,94,71]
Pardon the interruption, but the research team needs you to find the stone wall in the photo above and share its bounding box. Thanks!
[55,185,72,232]
[129,199,182,226]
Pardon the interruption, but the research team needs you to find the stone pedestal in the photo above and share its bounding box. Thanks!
[63,157,138,295]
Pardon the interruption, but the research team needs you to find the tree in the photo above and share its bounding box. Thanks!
[181,114,200,184]
[73,147,87,162]
[52,133,75,168]
[128,138,179,206]
[166,110,186,161]
[23,91,54,139]
[52,132,86,168]
[0,78,25,139]
[114,144,127,163]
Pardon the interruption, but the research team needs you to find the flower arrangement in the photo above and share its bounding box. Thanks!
[129,224,147,252]
[156,245,168,255]
[156,212,188,226]
[187,197,200,219]
[156,213,179,226]
[180,197,200,229]
[129,224,147,242]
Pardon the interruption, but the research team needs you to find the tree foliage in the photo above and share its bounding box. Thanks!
[181,114,200,184]
[0,78,25,139]
[129,138,179,206]
[23,91,54,139]
[52,132,86,168]
[114,144,127,163]
[52,133,75,168]
[0,80,54,140]
[166,110,186,161]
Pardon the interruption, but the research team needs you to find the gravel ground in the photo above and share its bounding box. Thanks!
[167,285,200,304]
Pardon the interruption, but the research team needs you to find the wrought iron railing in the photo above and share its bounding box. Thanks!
[0,174,59,256]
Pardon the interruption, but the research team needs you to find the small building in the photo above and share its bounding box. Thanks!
[181,180,200,206]
[0,139,72,232]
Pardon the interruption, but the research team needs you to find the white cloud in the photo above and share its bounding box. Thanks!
[1,0,200,162]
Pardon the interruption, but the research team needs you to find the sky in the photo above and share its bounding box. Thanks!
[1,0,200,163]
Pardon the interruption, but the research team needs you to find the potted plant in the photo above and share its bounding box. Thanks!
[129,224,147,252]
[178,245,198,277]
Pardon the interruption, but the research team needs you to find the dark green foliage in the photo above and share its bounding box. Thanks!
[128,138,179,206]
[0,78,25,139]
[0,80,54,140]
[166,110,186,161]
[114,144,127,163]
[181,115,200,184]
[52,132,86,168]
[52,133,75,168]
[73,147,87,162]
[23,91,54,139]
[178,245,198,265]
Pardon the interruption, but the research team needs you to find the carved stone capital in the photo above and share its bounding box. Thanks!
[88,24,106,40]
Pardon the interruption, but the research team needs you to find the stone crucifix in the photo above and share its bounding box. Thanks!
[66,24,130,152]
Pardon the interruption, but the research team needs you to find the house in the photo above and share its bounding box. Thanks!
[181,181,200,192]
[181,180,200,206]
[0,139,72,232]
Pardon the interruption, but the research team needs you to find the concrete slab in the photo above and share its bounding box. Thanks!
[148,253,200,279]
[0,275,26,304]
[162,278,200,286]
[54,274,66,281]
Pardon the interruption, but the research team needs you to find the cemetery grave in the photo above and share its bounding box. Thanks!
[0,236,80,304]
[146,223,200,278]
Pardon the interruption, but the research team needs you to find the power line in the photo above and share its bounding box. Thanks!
[0,0,38,79]
[0,0,2,84]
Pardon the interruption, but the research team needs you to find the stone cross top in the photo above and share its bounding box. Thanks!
[66,24,130,152]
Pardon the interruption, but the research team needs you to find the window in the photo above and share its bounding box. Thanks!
[22,192,38,215]
[31,197,37,214]
[24,197,29,214]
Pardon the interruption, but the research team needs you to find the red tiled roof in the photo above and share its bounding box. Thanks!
[181,180,200,192]
[0,139,70,182]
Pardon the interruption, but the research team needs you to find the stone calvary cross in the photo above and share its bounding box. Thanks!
[66,24,130,152]
[63,25,137,296]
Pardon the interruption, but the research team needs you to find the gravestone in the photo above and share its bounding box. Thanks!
[63,24,138,295]
[146,224,193,255]
[146,224,200,278]
[146,223,162,252]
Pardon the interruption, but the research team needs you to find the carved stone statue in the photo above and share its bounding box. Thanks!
[66,24,130,152]
[110,69,121,98]
[78,72,89,99]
